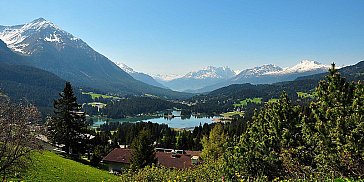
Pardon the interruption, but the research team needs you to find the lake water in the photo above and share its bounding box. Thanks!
[91,111,218,129]
[143,116,215,129]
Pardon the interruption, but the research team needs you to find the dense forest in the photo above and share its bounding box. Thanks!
[0,64,92,117]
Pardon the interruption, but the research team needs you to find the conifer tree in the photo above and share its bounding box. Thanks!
[226,92,303,179]
[201,124,227,161]
[130,130,157,170]
[303,63,364,176]
[47,82,87,155]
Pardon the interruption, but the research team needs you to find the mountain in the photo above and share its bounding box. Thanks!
[194,60,331,93]
[265,60,331,75]
[0,39,82,115]
[163,66,236,92]
[0,18,190,99]
[232,64,283,81]
[0,39,29,65]
[232,60,330,84]
[114,62,167,89]
[296,61,364,82]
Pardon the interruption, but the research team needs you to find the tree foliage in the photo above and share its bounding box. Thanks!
[224,64,364,179]
[201,124,227,161]
[46,82,87,155]
[130,130,157,170]
[302,64,364,176]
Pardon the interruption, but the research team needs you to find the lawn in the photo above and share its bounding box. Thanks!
[221,111,244,118]
[14,151,120,182]
[233,97,262,108]
[82,92,121,100]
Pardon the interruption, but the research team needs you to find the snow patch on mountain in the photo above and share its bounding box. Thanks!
[115,62,135,73]
[44,33,62,43]
[234,69,242,75]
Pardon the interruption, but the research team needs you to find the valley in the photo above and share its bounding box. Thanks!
[1,6,363,181]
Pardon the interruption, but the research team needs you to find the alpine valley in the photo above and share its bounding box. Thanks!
[2,2,364,181]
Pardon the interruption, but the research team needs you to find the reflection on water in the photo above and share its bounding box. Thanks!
[145,115,216,129]
[91,113,219,129]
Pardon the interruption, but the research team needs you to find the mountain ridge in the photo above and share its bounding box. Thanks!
[115,62,167,89]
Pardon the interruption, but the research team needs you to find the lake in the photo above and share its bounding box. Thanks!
[91,111,218,129]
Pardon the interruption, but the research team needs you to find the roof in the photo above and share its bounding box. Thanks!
[156,152,195,169]
[102,148,201,169]
[102,148,132,164]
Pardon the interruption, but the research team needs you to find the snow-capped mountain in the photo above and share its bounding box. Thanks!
[265,60,330,75]
[163,66,236,92]
[114,62,167,88]
[0,18,84,55]
[0,18,188,98]
[233,64,282,80]
[232,60,330,83]
[184,66,236,79]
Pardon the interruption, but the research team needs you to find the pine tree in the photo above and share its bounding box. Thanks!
[130,130,157,170]
[303,63,364,176]
[227,92,303,179]
[47,82,87,155]
[201,124,227,161]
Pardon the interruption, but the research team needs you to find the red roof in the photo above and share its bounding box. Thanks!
[102,148,132,164]
[102,148,201,169]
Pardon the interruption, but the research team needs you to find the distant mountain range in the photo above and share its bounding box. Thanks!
[0,18,190,99]
[116,60,333,93]
[193,60,331,93]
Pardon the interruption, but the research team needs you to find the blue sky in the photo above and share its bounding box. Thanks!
[1,0,364,75]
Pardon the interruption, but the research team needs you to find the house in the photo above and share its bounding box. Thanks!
[102,148,201,173]
[102,148,132,173]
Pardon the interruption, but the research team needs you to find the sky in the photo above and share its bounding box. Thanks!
[1,0,364,75]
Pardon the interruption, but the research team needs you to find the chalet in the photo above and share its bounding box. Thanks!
[102,148,201,173]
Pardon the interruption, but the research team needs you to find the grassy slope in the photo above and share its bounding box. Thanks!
[82,92,121,100]
[233,97,262,107]
[17,151,119,182]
